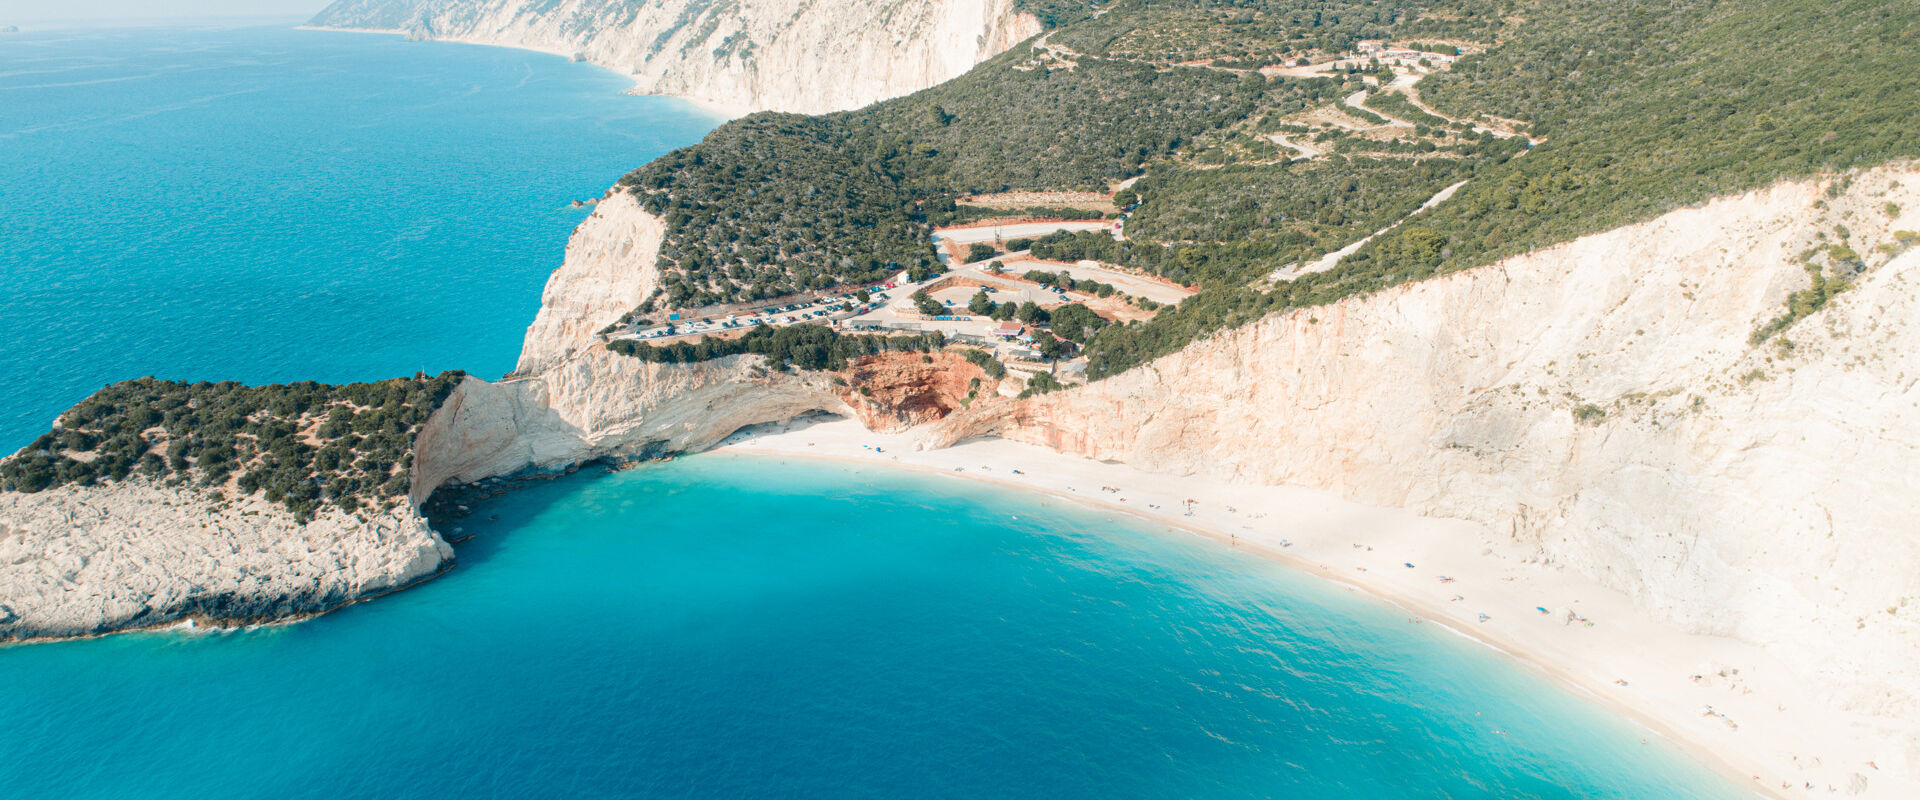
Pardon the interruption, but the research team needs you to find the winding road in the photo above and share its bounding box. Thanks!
[1267,179,1469,283]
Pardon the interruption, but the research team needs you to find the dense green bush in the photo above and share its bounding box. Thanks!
[938,204,1111,226]
[607,324,946,372]
[1360,0,1920,285]
[1364,90,1456,131]
[610,0,1919,384]
[961,348,1008,379]
[1046,303,1110,343]
[0,373,465,521]
[1019,370,1065,398]
[619,114,936,308]
[912,289,946,315]
[1052,0,1507,66]
[1021,268,1120,297]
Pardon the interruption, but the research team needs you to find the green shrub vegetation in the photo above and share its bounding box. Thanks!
[1022,268,1119,297]
[1013,0,1103,28]
[1751,263,1851,345]
[1363,90,1456,131]
[1046,303,1110,343]
[1019,370,1065,398]
[941,204,1111,225]
[1355,0,1920,286]
[912,289,946,315]
[0,373,465,521]
[1121,156,1478,268]
[612,0,1917,384]
[961,348,1008,379]
[1051,0,1509,67]
[607,324,947,371]
[618,115,936,308]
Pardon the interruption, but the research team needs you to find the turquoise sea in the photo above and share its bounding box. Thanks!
[0,24,1748,800]
[0,24,719,450]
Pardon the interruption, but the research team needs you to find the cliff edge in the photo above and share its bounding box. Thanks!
[449,162,1920,777]
[0,482,450,640]
[0,373,465,641]
[516,191,664,374]
[940,165,1920,727]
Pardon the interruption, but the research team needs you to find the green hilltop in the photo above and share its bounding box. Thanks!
[608,0,1915,376]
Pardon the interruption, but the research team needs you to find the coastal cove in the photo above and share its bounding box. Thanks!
[0,13,1901,800]
[724,417,1878,797]
[0,454,1748,799]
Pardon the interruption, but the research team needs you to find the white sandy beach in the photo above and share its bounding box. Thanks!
[718,416,1910,800]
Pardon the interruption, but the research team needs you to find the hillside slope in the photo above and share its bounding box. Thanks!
[388,160,1920,793]
[945,165,1920,745]
[308,0,1044,113]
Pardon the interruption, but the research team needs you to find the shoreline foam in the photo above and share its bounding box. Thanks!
[716,415,1908,800]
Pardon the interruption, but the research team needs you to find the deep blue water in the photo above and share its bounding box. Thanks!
[0,24,720,450]
[0,23,1749,800]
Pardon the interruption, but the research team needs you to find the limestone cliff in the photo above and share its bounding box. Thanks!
[937,165,1920,724]
[415,347,853,495]
[517,192,665,374]
[0,482,451,641]
[308,0,1042,114]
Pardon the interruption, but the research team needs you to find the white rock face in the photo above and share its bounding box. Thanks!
[946,165,1920,724]
[469,185,855,481]
[310,0,1042,114]
[0,482,452,640]
[415,348,854,497]
[517,191,664,374]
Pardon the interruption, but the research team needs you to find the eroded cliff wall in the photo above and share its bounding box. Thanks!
[0,482,451,640]
[941,165,1920,720]
[415,348,853,497]
[516,192,664,374]
[309,0,1042,114]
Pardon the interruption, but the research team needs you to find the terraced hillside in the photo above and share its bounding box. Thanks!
[598,0,1917,378]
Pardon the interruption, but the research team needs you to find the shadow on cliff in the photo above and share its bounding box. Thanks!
[422,463,629,573]
[422,411,850,574]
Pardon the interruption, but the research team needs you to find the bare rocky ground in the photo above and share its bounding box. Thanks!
[0,481,451,641]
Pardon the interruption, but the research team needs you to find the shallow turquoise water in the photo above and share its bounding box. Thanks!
[0,23,1750,800]
[0,24,720,450]
[1,457,1746,798]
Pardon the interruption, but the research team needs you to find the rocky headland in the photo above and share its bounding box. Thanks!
[396,163,1920,792]
[0,481,450,641]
